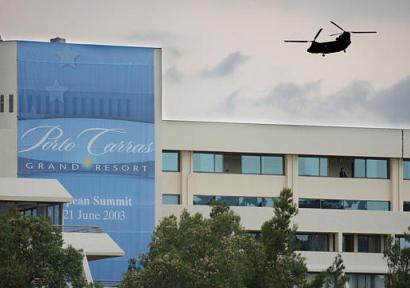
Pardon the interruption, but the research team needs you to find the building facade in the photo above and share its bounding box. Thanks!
[2,39,410,287]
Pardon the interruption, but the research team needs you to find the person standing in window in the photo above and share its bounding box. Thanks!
[339,167,347,177]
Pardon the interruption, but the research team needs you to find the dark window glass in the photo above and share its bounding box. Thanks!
[261,156,283,175]
[295,234,329,251]
[162,151,180,172]
[162,195,180,205]
[404,202,410,212]
[8,94,13,112]
[299,198,321,209]
[358,235,381,253]
[0,95,3,112]
[193,195,274,207]
[343,234,355,252]
[321,199,343,209]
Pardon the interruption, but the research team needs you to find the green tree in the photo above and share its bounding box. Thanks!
[259,188,308,288]
[0,207,89,288]
[323,254,348,288]
[384,229,410,288]
[121,204,259,288]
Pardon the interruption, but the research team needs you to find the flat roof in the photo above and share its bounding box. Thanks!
[0,177,73,203]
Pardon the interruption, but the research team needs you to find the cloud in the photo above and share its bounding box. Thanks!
[216,75,410,127]
[200,51,250,78]
[165,66,183,83]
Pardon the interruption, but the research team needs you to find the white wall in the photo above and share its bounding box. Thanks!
[0,41,17,177]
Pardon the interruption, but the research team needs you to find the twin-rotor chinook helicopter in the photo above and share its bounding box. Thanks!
[284,21,376,56]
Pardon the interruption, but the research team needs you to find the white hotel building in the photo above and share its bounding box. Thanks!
[1,39,410,287]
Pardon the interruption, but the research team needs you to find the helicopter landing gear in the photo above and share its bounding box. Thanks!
[322,54,325,57]
[344,50,346,53]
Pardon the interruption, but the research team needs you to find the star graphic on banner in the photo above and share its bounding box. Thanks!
[56,47,79,68]
[46,80,67,103]
[83,158,93,166]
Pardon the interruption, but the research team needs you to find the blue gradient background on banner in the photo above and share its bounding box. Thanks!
[17,41,155,282]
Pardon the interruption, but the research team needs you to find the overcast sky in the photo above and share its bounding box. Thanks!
[1,0,410,127]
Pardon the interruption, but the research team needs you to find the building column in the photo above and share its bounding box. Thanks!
[285,154,299,202]
[180,151,191,205]
[337,232,343,253]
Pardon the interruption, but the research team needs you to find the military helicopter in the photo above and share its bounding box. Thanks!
[284,21,376,56]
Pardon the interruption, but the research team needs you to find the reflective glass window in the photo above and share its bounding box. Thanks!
[366,201,389,211]
[366,159,387,178]
[242,155,261,174]
[299,157,319,176]
[214,154,224,173]
[239,197,258,207]
[261,156,283,175]
[319,158,328,176]
[193,195,214,205]
[395,236,410,250]
[354,159,366,177]
[404,161,410,180]
[193,153,215,172]
[162,195,180,205]
[162,151,179,172]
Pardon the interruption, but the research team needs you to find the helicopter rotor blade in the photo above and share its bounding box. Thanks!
[330,32,343,36]
[284,40,311,43]
[350,31,377,34]
[313,28,323,41]
[330,21,345,31]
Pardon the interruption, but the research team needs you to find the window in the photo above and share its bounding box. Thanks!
[299,198,390,211]
[299,156,328,176]
[0,95,3,112]
[241,155,260,174]
[193,153,223,173]
[347,274,385,288]
[162,194,180,205]
[354,158,388,179]
[162,151,180,172]
[343,234,354,252]
[46,204,61,225]
[8,94,13,112]
[262,156,283,175]
[299,198,321,209]
[193,152,284,175]
[395,235,410,250]
[193,195,275,207]
[358,235,381,253]
[294,233,330,251]
[404,202,410,212]
[404,160,410,180]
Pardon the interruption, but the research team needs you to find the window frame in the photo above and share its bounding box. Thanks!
[298,155,328,177]
[162,150,180,172]
[353,157,389,179]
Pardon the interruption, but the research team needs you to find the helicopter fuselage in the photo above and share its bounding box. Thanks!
[307,32,351,55]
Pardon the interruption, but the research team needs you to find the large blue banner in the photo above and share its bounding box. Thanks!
[17,41,155,282]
